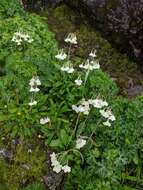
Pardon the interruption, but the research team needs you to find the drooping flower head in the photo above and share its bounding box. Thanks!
[29,76,41,87]
[76,137,87,149]
[72,99,90,115]
[55,49,67,60]
[40,117,50,125]
[75,78,83,86]
[88,98,108,108]
[79,59,100,71]
[89,49,97,58]
[61,61,74,74]
[28,100,37,106]
[12,31,33,45]
[65,33,77,45]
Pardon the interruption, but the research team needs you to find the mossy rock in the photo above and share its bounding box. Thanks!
[0,139,47,190]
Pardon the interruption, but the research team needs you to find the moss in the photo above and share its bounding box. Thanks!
[0,139,46,190]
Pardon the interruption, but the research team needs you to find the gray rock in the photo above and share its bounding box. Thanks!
[43,171,64,190]
[63,0,143,69]
[126,85,143,97]
[43,151,64,190]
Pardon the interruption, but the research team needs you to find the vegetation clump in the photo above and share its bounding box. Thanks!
[0,1,143,190]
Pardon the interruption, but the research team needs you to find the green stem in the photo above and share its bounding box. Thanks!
[67,43,72,61]
[68,113,80,146]
[87,118,102,143]
[84,68,90,85]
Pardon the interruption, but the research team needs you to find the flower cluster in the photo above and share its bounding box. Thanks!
[74,78,83,86]
[100,109,116,126]
[28,76,41,106]
[72,97,115,126]
[29,76,41,92]
[75,137,87,149]
[40,117,50,125]
[55,34,77,74]
[72,98,108,115]
[64,33,77,44]
[79,59,100,71]
[72,99,90,115]
[88,98,108,108]
[12,31,33,46]
[61,61,74,74]
[55,49,67,60]
[89,49,97,58]
[50,152,71,173]
[55,34,100,88]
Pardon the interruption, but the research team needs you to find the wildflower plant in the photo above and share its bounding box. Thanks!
[1,6,142,188]
[40,33,116,177]
[28,76,41,107]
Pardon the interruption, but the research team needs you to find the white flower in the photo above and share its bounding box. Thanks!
[91,60,100,69]
[109,115,116,121]
[103,120,111,127]
[61,66,69,72]
[12,31,33,45]
[61,66,74,73]
[50,152,59,166]
[50,152,57,162]
[62,165,71,173]
[40,117,50,124]
[72,105,79,113]
[88,99,108,108]
[50,152,63,173]
[28,100,37,106]
[23,34,33,43]
[79,64,84,68]
[35,77,41,86]
[29,87,40,92]
[79,59,92,70]
[89,49,97,58]
[29,78,35,86]
[67,67,74,73]
[76,138,87,149]
[53,164,62,173]
[55,50,67,60]
[75,79,83,86]
[79,59,100,71]
[29,76,41,87]
[100,109,116,121]
[72,100,90,115]
[64,33,77,44]
[28,149,32,153]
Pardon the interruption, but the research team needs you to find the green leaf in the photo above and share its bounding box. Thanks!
[60,129,70,146]
[50,139,63,149]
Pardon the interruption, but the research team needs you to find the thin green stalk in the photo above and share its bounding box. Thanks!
[68,113,80,146]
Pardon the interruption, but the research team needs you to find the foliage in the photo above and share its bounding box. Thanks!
[0,1,143,190]
[0,0,25,19]
[21,182,45,190]
[0,10,57,137]
[63,96,143,189]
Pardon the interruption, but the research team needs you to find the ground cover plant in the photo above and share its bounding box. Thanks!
[0,1,143,190]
